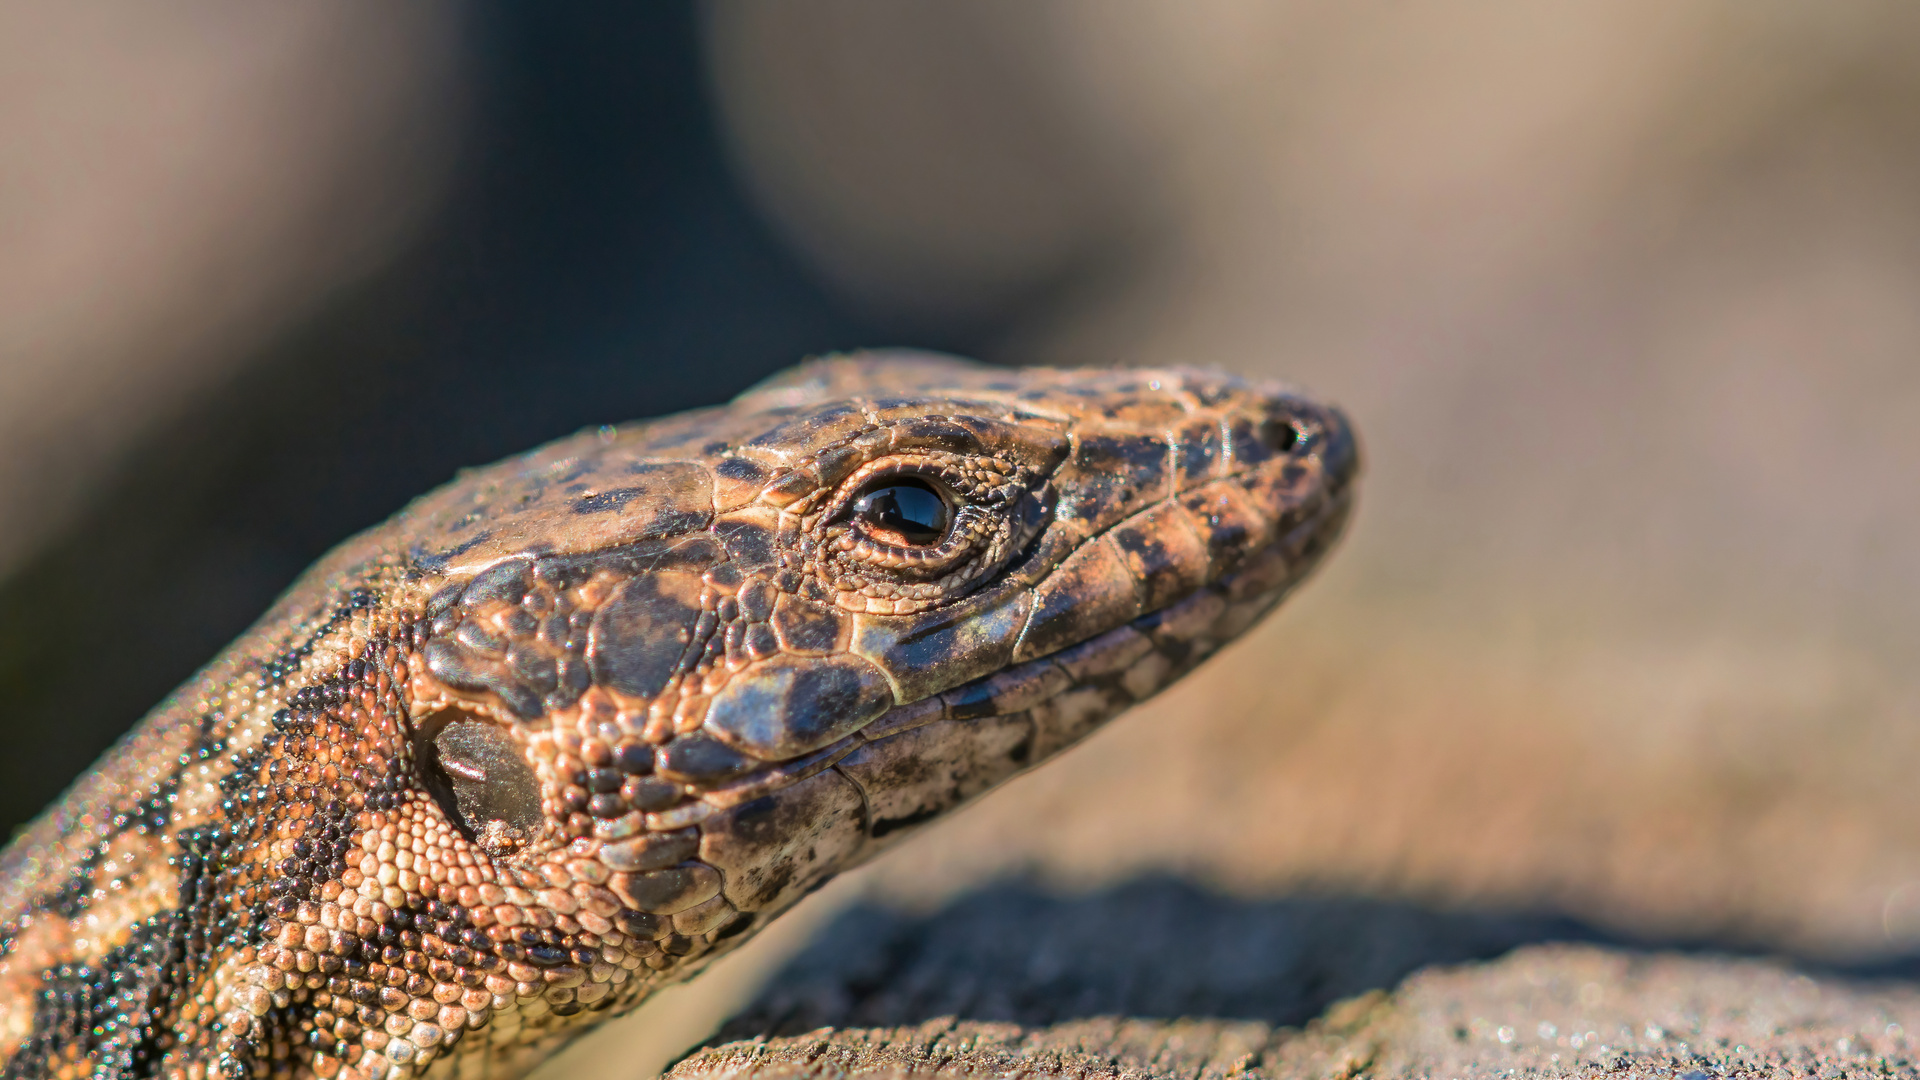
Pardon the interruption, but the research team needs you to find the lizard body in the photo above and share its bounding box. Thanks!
[0,353,1357,1080]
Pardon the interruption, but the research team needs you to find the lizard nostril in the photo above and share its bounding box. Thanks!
[1259,418,1302,453]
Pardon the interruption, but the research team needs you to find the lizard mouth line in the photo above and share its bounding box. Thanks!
[698,484,1353,815]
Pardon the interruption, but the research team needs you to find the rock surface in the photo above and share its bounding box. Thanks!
[667,880,1920,1080]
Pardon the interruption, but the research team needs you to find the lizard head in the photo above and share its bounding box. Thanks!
[232,353,1357,1079]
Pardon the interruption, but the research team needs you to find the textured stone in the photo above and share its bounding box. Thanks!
[670,881,1920,1080]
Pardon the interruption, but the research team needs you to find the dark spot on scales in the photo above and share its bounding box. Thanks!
[716,520,776,568]
[624,776,682,811]
[770,595,843,654]
[462,559,533,609]
[703,653,894,760]
[453,620,507,655]
[657,734,756,782]
[409,532,491,575]
[506,644,558,693]
[422,640,545,718]
[574,488,647,514]
[588,571,706,699]
[870,805,942,839]
[714,456,765,483]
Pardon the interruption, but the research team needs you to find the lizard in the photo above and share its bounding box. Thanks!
[0,351,1358,1080]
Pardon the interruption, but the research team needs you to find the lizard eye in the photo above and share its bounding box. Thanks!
[812,449,1034,614]
[419,709,545,858]
[846,476,953,548]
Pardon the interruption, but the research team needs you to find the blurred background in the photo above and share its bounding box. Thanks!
[4,1,1920,1073]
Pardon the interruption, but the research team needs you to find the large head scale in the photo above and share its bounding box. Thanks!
[196,353,1356,1080]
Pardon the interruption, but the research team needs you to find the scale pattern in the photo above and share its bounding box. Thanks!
[0,353,1358,1080]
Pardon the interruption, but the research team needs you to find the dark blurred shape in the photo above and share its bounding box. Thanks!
[704,2,1168,332]
[0,3,1005,836]
[712,878,1600,1036]
[0,0,466,576]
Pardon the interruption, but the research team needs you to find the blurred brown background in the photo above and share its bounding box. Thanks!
[4,3,1920,1075]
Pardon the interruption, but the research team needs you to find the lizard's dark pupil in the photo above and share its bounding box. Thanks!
[851,478,950,546]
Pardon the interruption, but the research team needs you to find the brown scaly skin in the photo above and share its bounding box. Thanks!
[0,353,1358,1080]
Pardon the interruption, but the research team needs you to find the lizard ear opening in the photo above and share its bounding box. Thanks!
[417,707,545,858]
